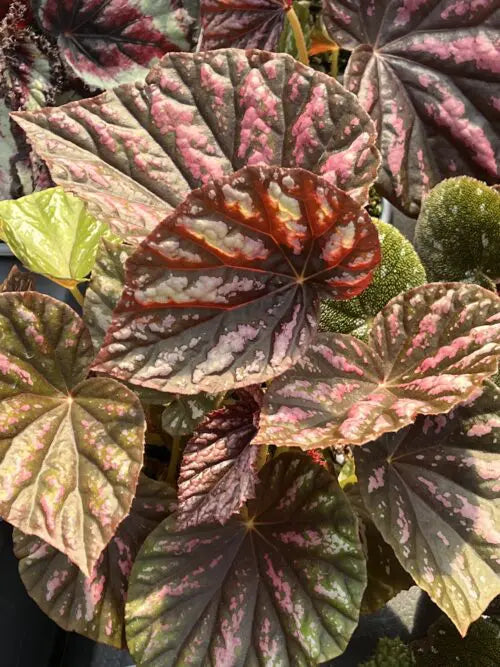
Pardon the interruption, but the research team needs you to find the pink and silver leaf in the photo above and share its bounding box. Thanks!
[12,49,380,240]
[256,282,500,448]
[0,292,145,577]
[355,380,500,637]
[126,453,366,665]
[13,474,175,648]
[91,166,380,394]
[323,0,500,216]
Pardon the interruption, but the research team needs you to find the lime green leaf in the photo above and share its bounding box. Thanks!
[360,637,415,667]
[0,187,112,287]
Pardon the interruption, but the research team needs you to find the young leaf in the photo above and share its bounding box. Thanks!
[12,49,380,239]
[126,453,367,665]
[32,0,197,89]
[256,283,500,448]
[415,177,500,289]
[322,0,500,216]
[0,187,112,288]
[354,381,500,636]
[320,219,427,339]
[162,394,219,437]
[360,637,415,667]
[13,474,175,649]
[0,266,36,292]
[0,292,145,577]
[92,166,380,394]
[201,0,289,50]
[177,395,261,528]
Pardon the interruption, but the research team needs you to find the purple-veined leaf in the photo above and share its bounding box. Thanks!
[126,453,367,665]
[355,380,500,636]
[162,393,219,437]
[0,266,36,292]
[322,0,500,216]
[201,0,289,50]
[13,474,175,648]
[32,0,198,89]
[256,282,500,448]
[12,48,380,240]
[177,391,262,527]
[91,166,380,394]
[0,292,145,577]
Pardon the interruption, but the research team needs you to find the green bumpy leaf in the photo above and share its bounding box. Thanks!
[415,177,500,289]
[360,637,415,667]
[0,292,145,576]
[126,453,367,666]
[0,187,111,288]
[320,219,426,339]
[355,381,500,636]
[13,474,175,648]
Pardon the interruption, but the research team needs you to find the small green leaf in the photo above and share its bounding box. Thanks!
[360,637,415,667]
[161,394,219,437]
[0,187,112,287]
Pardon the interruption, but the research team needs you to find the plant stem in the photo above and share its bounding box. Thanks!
[286,7,309,66]
[70,285,84,307]
[167,435,182,484]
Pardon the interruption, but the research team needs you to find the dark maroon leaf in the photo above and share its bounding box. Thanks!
[92,166,380,393]
[12,49,380,239]
[355,381,500,636]
[323,0,500,216]
[0,266,36,292]
[256,282,500,448]
[201,0,289,50]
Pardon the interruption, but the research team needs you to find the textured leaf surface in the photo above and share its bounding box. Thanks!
[323,0,500,216]
[0,293,145,576]
[162,394,218,437]
[92,166,380,393]
[201,0,289,50]
[320,219,426,339]
[0,99,19,200]
[126,453,366,665]
[13,474,175,648]
[0,266,36,292]
[256,283,500,448]
[33,0,197,88]
[13,49,380,239]
[360,637,415,667]
[177,394,261,527]
[415,177,500,288]
[355,381,500,636]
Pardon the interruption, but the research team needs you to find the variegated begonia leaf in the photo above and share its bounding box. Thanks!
[0,187,112,288]
[12,49,380,240]
[354,380,500,636]
[0,98,20,200]
[162,394,219,437]
[13,474,175,648]
[0,266,36,292]
[92,166,380,394]
[322,0,500,216]
[201,0,289,51]
[32,0,198,89]
[126,453,367,665]
[177,392,261,527]
[361,637,415,667]
[256,283,500,448]
[0,292,145,577]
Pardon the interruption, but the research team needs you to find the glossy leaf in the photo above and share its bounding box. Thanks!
[33,0,198,89]
[0,188,112,288]
[256,283,500,448]
[0,292,145,576]
[162,394,219,437]
[177,395,261,527]
[92,166,380,394]
[0,266,36,292]
[355,381,500,636]
[12,49,380,239]
[323,0,500,216]
[13,474,175,648]
[126,453,366,665]
[201,0,289,50]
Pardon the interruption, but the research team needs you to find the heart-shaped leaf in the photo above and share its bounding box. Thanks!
[13,474,175,648]
[354,381,500,636]
[177,394,261,527]
[322,0,500,216]
[0,266,36,292]
[256,283,500,448]
[162,394,219,437]
[0,292,145,576]
[32,0,198,89]
[126,453,367,665]
[415,177,500,289]
[92,166,380,393]
[0,187,112,288]
[201,0,289,50]
[12,49,380,240]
